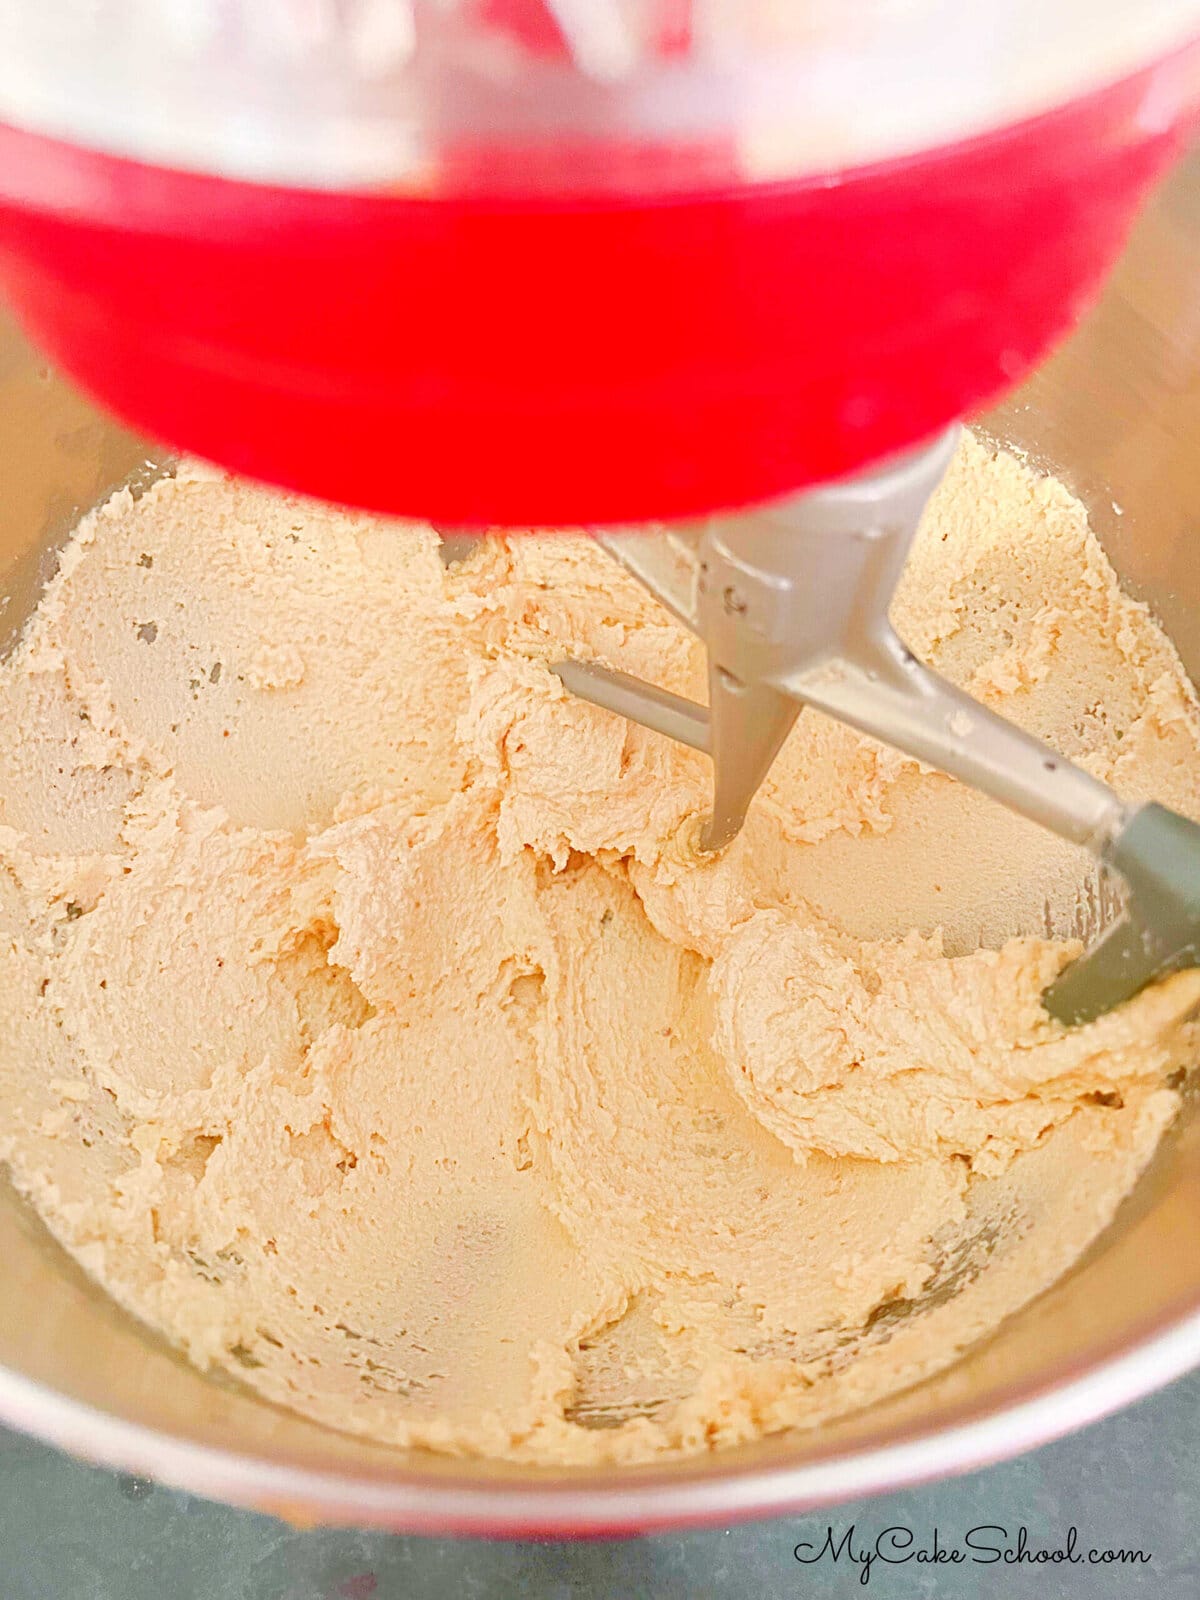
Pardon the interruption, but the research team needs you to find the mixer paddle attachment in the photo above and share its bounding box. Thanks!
[553,425,1200,1023]
[1041,805,1200,1024]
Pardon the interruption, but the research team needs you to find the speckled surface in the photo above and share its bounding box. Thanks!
[2,1369,1197,1598]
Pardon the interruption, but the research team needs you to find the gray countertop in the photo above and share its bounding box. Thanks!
[2,1369,1196,1599]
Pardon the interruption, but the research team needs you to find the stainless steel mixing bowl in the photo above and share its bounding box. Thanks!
[2,154,1200,1537]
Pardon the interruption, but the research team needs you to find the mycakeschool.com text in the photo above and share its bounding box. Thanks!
[792,1524,1152,1586]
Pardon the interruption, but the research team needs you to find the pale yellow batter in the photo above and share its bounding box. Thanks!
[1,433,1198,1464]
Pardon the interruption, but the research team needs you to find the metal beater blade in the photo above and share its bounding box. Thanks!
[552,427,1200,1024]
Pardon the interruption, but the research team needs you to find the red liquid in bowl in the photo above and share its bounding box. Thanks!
[0,44,1197,524]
